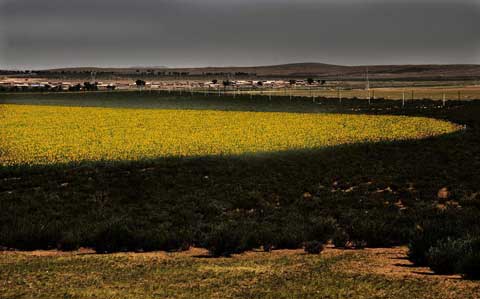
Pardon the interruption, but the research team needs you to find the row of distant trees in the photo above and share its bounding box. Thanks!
[1,78,328,93]
[0,82,116,93]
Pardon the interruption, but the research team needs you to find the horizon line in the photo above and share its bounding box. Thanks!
[3,61,480,71]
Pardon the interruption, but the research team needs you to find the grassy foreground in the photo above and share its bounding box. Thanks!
[1,247,479,299]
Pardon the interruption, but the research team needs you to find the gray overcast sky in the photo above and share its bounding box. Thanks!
[0,0,479,69]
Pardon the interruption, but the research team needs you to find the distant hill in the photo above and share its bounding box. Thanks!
[26,63,480,79]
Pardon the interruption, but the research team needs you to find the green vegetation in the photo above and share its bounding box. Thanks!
[304,240,324,254]
[411,231,480,279]
[237,86,480,101]
[427,238,472,275]
[1,93,480,284]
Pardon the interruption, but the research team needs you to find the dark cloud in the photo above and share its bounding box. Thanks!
[1,0,479,69]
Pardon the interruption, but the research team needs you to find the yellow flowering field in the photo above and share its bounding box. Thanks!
[0,104,461,166]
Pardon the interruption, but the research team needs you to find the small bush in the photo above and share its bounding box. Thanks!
[304,241,324,254]
[274,225,306,249]
[204,222,253,257]
[91,222,135,253]
[134,230,167,252]
[351,239,367,249]
[426,238,467,275]
[424,236,480,279]
[57,231,82,251]
[306,217,337,244]
[457,237,480,280]
[263,244,273,252]
[256,225,275,252]
[352,217,398,247]
[136,230,185,252]
[408,233,437,266]
[0,221,62,250]
[332,229,349,248]
[337,210,408,248]
[408,211,464,266]
[91,221,193,254]
[458,253,480,280]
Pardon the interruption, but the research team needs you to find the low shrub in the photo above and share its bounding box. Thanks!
[458,253,480,280]
[408,234,438,266]
[91,222,135,253]
[135,229,191,252]
[273,224,306,249]
[332,229,349,248]
[306,216,337,244]
[304,241,324,254]
[426,238,467,275]
[262,213,308,250]
[408,210,464,266]
[457,237,480,280]
[334,208,414,249]
[423,236,480,279]
[0,220,62,250]
[91,221,193,254]
[204,222,255,257]
[254,225,275,252]
[57,231,82,251]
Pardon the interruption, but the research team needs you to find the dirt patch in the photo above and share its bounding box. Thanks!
[0,247,95,257]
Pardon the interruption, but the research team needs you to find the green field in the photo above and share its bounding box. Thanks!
[1,93,480,297]
[234,86,480,101]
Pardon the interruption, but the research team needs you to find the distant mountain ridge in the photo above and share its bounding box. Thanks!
[18,63,480,79]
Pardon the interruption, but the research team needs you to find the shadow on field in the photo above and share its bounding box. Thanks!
[2,90,478,116]
[0,93,479,256]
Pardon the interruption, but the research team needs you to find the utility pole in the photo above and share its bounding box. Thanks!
[366,67,370,91]
[338,72,343,104]
[365,67,371,104]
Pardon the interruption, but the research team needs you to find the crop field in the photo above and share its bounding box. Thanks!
[0,104,460,166]
[237,85,480,101]
[1,93,480,297]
